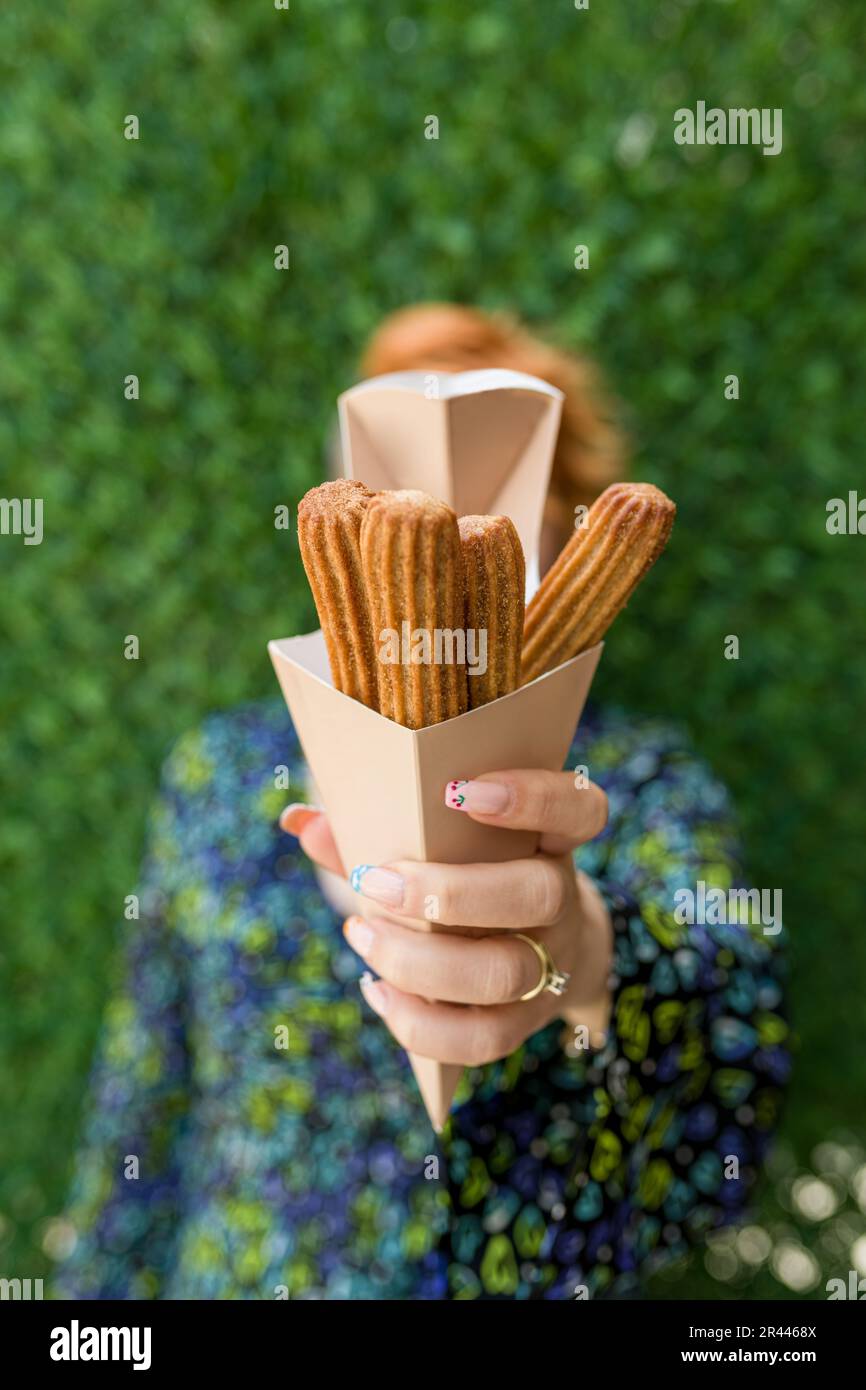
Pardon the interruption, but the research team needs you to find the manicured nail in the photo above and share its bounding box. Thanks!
[359,971,388,1017]
[279,803,321,835]
[445,779,511,815]
[350,865,405,907]
[343,915,374,957]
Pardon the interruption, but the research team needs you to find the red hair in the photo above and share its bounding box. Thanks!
[361,303,626,539]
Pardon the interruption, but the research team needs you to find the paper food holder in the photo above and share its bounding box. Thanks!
[268,369,603,1131]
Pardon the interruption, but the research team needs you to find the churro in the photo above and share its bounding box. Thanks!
[521,482,675,684]
[360,490,468,729]
[297,479,379,710]
[458,514,525,710]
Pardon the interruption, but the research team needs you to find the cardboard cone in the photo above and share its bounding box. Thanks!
[268,633,602,1130]
[338,369,563,593]
[407,1057,463,1136]
[269,368,596,1129]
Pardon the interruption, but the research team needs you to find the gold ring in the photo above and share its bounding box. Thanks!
[515,933,571,1002]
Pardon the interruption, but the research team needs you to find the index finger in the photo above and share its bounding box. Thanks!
[444,769,607,850]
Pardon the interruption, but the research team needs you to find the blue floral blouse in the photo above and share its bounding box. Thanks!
[57,699,788,1300]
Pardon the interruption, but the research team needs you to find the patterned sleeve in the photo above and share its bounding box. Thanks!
[443,716,789,1300]
[53,702,315,1300]
[55,728,204,1299]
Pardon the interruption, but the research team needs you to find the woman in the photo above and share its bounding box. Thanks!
[57,305,788,1300]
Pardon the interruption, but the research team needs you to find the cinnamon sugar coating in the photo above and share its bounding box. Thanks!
[458,514,525,710]
[521,482,675,684]
[297,479,379,709]
[361,490,468,729]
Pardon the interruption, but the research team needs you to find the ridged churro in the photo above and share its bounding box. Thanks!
[521,482,676,684]
[361,490,468,729]
[297,479,380,710]
[458,514,525,710]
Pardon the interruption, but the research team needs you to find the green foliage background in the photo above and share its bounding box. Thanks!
[1,0,863,1295]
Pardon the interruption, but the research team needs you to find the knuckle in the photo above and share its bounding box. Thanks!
[533,862,567,924]
[405,869,453,926]
[512,774,553,829]
[506,775,533,822]
[535,776,559,830]
[399,865,424,914]
[433,879,456,925]
[478,942,525,1005]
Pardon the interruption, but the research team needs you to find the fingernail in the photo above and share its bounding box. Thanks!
[350,865,405,907]
[279,803,321,835]
[343,915,374,957]
[445,779,511,815]
[359,970,388,1017]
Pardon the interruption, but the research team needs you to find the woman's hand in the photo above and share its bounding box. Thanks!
[280,770,613,1067]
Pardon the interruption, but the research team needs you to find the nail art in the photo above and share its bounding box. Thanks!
[350,865,405,907]
[350,864,375,892]
[445,780,468,809]
[445,779,511,815]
